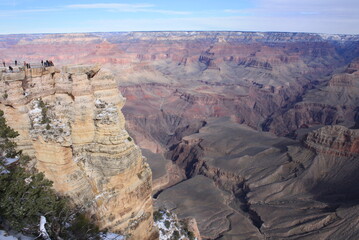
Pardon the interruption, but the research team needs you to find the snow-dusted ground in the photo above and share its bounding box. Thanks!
[1,216,124,240]
[39,216,51,240]
[0,231,17,240]
[4,158,18,165]
[0,157,19,174]
[0,230,32,240]
[28,99,71,144]
[0,230,125,240]
[154,209,196,240]
[99,232,125,240]
[95,99,119,125]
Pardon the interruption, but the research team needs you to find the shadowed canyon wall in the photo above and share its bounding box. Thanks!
[162,119,359,239]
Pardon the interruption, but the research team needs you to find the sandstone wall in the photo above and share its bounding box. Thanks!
[0,66,157,239]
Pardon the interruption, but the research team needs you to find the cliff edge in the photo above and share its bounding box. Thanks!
[0,65,158,239]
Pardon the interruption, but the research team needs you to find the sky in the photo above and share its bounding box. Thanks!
[0,0,358,34]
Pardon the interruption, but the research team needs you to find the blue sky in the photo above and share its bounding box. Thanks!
[0,0,358,34]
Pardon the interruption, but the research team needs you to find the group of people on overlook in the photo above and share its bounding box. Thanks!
[2,60,54,73]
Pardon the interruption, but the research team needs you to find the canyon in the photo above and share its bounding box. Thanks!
[1,31,359,239]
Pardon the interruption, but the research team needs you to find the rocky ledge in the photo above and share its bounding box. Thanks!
[305,125,359,157]
[0,65,158,239]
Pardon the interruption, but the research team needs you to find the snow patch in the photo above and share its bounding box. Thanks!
[28,107,41,115]
[0,230,18,240]
[1,157,19,174]
[0,230,33,240]
[4,157,19,165]
[39,216,51,240]
[28,99,71,143]
[99,232,126,240]
[94,99,119,124]
[154,209,196,240]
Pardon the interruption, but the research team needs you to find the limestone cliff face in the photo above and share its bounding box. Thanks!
[0,66,157,239]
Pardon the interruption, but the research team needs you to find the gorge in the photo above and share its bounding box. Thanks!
[1,31,359,239]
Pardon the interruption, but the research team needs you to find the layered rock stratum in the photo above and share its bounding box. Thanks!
[1,32,359,147]
[0,65,157,239]
[160,118,359,239]
[1,31,359,239]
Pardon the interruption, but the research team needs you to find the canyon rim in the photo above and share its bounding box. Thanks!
[1,31,359,239]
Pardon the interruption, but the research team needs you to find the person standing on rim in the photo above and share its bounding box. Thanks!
[15,60,17,66]
[2,61,5,67]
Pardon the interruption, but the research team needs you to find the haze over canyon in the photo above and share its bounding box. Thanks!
[1,31,359,239]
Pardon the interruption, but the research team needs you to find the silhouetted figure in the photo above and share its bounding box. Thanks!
[41,60,44,66]
[9,66,13,72]
[45,60,49,67]
[2,61,5,67]
[49,60,54,66]
[15,60,17,66]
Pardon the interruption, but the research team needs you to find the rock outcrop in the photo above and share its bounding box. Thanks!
[305,125,359,156]
[160,118,359,239]
[1,31,359,147]
[2,31,359,239]
[0,65,157,239]
[267,58,359,136]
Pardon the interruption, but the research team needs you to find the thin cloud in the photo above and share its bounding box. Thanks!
[224,9,248,14]
[300,12,320,15]
[66,3,191,15]
[2,14,359,34]
[67,3,154,10]
[80,14,359,34]
[0,8,58,16]
[225,0,359,17]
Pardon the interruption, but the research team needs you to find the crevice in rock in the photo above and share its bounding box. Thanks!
[86,68,100,79]
[236,183,263,230]
[66,92,75,101]
[4,104,15,109]
[214,212,234,240]
[166,140,265,235]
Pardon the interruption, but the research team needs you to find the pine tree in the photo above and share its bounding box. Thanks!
[0,109,65,235]
[0,109,100,239]
[0,110,19,160]
[0,167,65,232]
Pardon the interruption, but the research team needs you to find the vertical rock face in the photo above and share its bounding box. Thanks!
[0,66,157,239]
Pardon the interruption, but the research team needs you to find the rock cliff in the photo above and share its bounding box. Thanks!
[305,125,359,156]
[0,65,157,239]
[266,58,359,136]
[160,118,359,239]
[1,32,359,146]
[2,31,359,239]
